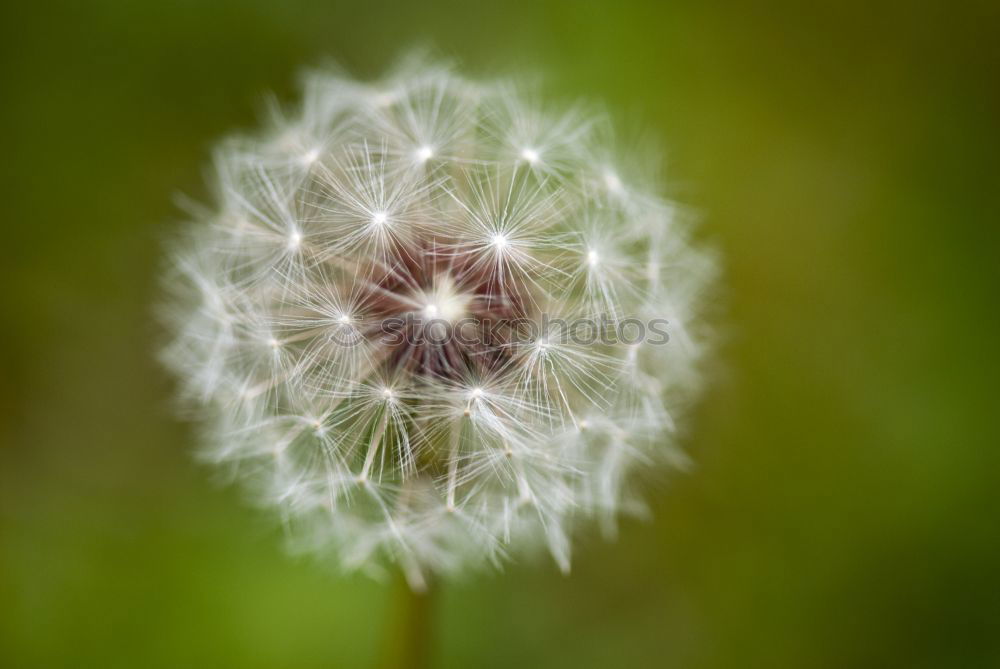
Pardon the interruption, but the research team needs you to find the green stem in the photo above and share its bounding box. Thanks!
[379,571,433,669]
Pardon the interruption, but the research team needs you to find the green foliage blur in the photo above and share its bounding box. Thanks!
[1,1,998,666]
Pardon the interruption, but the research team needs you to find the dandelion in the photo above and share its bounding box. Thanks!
[160,56,716,590]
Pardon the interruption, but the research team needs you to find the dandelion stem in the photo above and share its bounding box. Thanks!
[379,570,433,669]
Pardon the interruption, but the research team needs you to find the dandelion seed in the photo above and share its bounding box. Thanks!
[603,169,623,193]
[302,148,320,165]
[415,145,434,162]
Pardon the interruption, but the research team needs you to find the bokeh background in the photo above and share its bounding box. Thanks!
[2,1,998,667]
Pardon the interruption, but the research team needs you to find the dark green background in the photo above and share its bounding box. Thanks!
[2,1,998,667]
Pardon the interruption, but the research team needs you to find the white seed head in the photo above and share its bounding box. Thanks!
[160,57,717,587]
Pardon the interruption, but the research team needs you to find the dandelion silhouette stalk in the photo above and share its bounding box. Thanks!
[162,55,714,617]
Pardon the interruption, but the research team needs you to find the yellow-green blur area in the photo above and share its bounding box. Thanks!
[1,1,997,667]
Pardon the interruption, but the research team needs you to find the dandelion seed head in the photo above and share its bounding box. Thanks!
[160,56,716,587]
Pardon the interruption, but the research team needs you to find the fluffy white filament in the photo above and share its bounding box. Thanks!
[160,57,715,588]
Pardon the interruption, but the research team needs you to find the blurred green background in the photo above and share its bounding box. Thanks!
[2,1,998,667]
